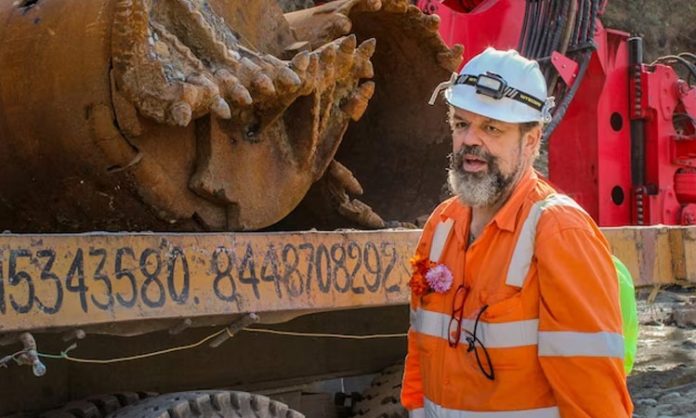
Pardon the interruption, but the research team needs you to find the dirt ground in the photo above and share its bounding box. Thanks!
[629,286,696,418]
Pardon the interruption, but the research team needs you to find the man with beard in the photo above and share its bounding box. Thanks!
[400,48,633,417]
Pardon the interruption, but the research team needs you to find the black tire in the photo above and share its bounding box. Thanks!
[41,392,155,418]
[352,365,407,418]
[106,391,304,418]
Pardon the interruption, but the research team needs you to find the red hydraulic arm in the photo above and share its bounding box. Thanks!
[417,0,696,226]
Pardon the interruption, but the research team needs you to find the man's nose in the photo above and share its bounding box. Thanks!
[454,127,483,152]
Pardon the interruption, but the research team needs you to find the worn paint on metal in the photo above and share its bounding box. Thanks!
[0,231,419,332]
[0,226,693,332]
[0,0,459,233]
[603,226,696,286]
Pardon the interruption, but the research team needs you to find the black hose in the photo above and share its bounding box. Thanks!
[520,0,531,55]
[549,0,568,54]
[538,0,556,77]
[628,36,646,188]
[519,0,533,53]
[541,0,562,56]
[535,0,552,57]
[571,0,586,47]
[674,113,696,124]
[532,0,552,58]
[577,0,591,46]
[519,0,598,142]
[544,0,599,141]
[587,0,598,42]
[650,55,696,82]
[529,0,545,58]
[542,0,566,79]
[543,50,592,141]
[677,53,696,85]
[526,0,542,58]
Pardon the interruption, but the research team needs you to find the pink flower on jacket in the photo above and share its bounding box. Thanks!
[425,264,453,293]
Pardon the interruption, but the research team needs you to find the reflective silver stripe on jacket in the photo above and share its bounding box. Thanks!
[505,194,586,288]
[538,331,624,358]
[424,398,560,418]
[413,308,538,348]
[430,219,454,263]
[410,408,425,418]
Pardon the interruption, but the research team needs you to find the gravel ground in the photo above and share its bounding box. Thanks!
[629,286,696,418]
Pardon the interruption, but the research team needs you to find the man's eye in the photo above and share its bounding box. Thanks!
[453,122,469,130]
[485,125,502,135]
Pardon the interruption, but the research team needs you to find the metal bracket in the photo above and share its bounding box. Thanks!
[209,313,260,348]
[551,51,579,87]
[15,333,46,377]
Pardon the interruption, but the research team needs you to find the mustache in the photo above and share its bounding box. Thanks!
[449,146,496,169]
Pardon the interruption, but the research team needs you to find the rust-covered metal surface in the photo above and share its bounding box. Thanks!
[0,226,694,335]
[0,230,419,333]
[604,226,696,287]
[0,0,460,232]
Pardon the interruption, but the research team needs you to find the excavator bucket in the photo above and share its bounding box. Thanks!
[0,0,460,232]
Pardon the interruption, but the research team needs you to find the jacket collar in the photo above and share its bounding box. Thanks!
[489,167,537,232]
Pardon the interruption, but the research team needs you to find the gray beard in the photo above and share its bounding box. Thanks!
[447,146,521,208]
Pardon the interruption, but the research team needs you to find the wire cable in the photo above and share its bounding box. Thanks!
[518,0,533,53]
[38,329,228,364]
[650,55,696,86]
[32,327,407,365]
[242,328,407,340]
[0,348,31,368]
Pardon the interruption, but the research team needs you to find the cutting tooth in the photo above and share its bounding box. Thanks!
[407,4,422,16]
[278,67,302,89]
[338,199,385,229]
[332,15,352,35]
[336,35,356,69]
[341,81,375,121]
[291,51,311,72]
[437,44,464,71]
[339,34,357,54]
[358,60,374,79]
[364,0,383,11]
[230,83,253,106]
[383,0,409,13]
[211,96,231,119]
[357,38,377,59]
[451,44,464,57]
[170,101,193,126]
[423,14,440,32]
[320,45,337,65]
[306,54,320,78]
[243,58,278,95]
[346,0,382,13]
[216,69,252,106]
[181,83,201,108]
[227,49,241,61]
[186,74,221,109]
[252,73,276,96]
[241,57,262,74]
[187,73,215,88]
[330,160,363,195]
[215,68,238,86]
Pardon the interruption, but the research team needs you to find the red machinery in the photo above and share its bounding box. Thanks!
[417,0,696,226]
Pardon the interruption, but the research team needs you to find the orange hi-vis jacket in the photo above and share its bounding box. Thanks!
[401,169,633,418]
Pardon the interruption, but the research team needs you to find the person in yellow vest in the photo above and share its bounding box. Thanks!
[401,47,634,417]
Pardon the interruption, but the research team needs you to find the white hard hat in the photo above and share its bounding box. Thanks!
[430,48,554,124]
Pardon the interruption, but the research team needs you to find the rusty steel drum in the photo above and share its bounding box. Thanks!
[0,0,460,232]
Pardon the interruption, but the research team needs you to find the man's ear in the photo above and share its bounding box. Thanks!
[523,125,542,158]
